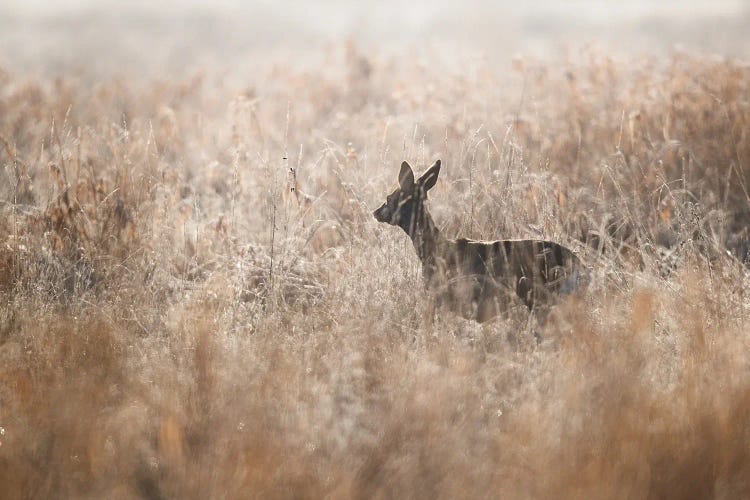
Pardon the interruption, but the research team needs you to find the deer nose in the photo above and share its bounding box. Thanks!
[373,205,388,222]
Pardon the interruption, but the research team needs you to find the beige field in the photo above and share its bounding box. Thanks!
[1,3,750,498]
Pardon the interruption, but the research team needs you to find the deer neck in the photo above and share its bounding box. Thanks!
[400,201,444,272]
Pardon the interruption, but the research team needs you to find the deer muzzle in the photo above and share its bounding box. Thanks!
[373,204,390,223]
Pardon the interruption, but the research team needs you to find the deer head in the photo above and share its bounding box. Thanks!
[373,160,441,235]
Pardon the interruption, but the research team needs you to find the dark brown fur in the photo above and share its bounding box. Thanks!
[374,160,586,322]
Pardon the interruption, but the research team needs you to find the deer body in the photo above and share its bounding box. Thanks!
[374,160,585,322]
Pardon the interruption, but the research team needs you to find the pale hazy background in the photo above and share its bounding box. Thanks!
[1,0,748,77]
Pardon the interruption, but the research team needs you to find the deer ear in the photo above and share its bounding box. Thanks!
[398,161,415,190]
[418,159,441,191]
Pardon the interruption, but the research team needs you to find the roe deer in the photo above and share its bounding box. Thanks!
[373,160,587,322]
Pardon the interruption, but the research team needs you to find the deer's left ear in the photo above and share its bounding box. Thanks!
[418,160,441,191]
[398,161,415,190]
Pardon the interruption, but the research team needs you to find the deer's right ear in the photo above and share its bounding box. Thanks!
[398,161,415,190]
[418,159,441,192]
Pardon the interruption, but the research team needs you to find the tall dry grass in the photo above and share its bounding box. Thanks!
[1,45,750,498]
